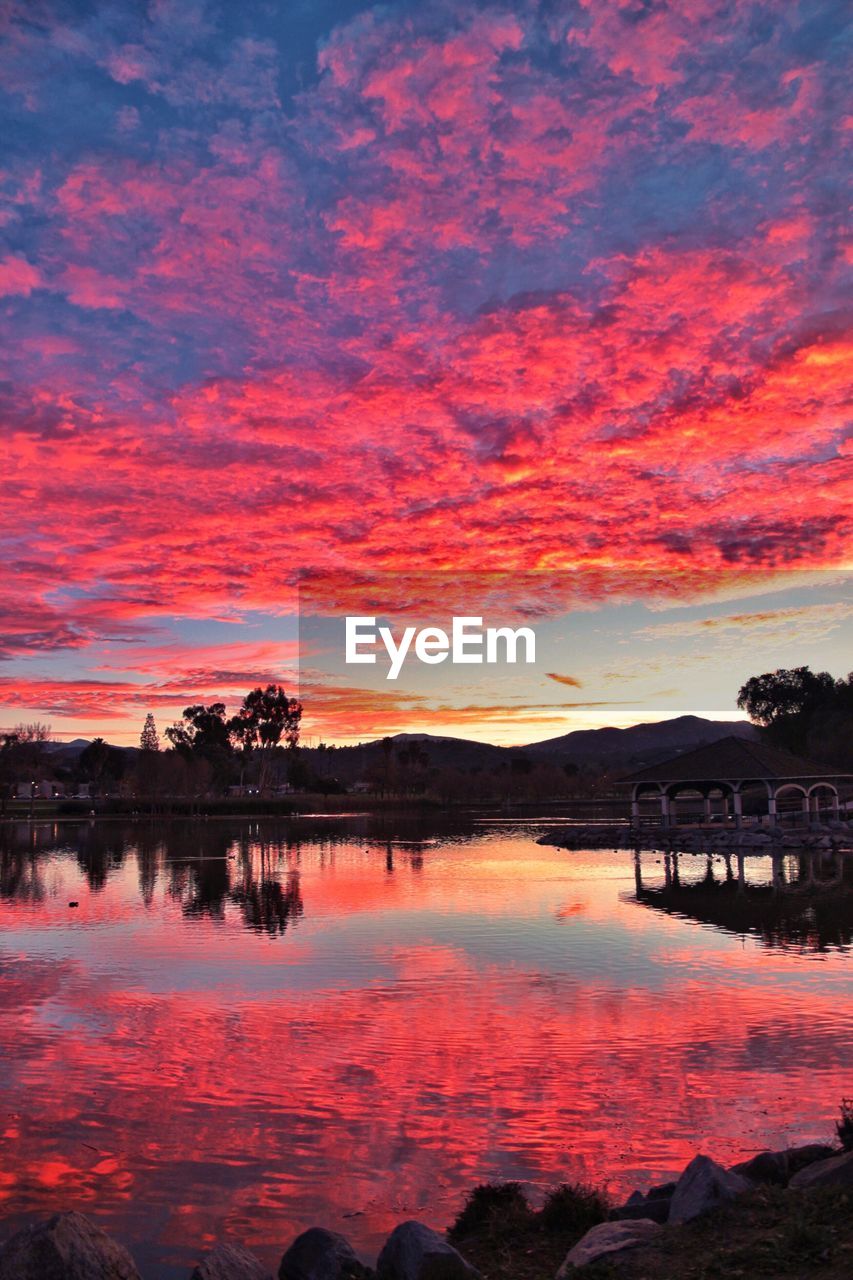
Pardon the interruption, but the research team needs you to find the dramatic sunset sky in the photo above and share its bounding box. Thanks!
[1,0,850,745]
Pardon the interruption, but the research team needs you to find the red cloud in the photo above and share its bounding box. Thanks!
[0,0,850,733]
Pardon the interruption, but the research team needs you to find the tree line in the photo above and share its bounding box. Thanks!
[0,685,306,805]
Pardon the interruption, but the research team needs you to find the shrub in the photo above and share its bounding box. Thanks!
[837,1098,853,1152]
[538,1182,609,1235]
[448,1182,533,1241]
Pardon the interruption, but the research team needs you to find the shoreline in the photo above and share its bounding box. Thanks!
[2,1129,851,1279]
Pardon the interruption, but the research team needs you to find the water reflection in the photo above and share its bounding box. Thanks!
[0,817,851,1280]
[630,848,853,952]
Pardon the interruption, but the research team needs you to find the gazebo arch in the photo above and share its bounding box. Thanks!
[622,736,851,829]
[806,781,840,820]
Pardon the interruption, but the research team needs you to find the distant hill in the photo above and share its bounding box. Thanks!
[304,716,758,780]
[523,715,759,770]
[58,738,92,754]
[37,716,759,781]
[307,731,508,778]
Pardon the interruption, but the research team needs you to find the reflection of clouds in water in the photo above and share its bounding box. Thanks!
[1,819,852,1277]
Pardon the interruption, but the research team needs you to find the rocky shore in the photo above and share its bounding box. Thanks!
[2,1137,852,1280]
[538,820,853,852]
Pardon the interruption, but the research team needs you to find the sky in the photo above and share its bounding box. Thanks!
[0,0,851,745]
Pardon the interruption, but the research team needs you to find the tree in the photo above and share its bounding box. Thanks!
[164,703,234,794]
[736,667,837,726]
[165,703,232,755]
[737,666,852,763]
[137,713,162,801]
[8,722,51,778]
[13,721,51,744]
[0,731,22,814]
[230,685,302,793]
[79,737,125,796]
[140,713,160,752]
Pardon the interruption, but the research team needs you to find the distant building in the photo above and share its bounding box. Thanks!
[15,780,65,800]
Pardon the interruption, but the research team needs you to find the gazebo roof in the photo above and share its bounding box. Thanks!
[621,735,851,786]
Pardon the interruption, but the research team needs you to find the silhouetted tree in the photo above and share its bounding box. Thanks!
[137,713,162,801]
[79,737,125,796]
[164,703,235,793]
[140,713,160,752]
[737,667,848,760]
[3,722,52,787]
[230,685,302,793]
[165,703,232,755]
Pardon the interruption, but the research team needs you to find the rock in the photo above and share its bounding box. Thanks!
[610,1196,670,1225]
[376,1221,478,1280]
[610,1184,673,1224]
[192,1243,271,1280]
[786,1144,838,1176]
[731,1150,789,1186]
[0,1211,141,1280]
[555,1220,662,1273]
[788,1149,853,1190]
[732,1144,838,1187]
[668,1155,751,1223]
[279,1229,369,1280]
[647,1182,676,1200]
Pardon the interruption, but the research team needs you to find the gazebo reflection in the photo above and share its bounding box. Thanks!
[629,848,853,952]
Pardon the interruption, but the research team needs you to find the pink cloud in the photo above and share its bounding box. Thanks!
[0,253,42,296]
[0,0,849,738]
[61,265,128,310]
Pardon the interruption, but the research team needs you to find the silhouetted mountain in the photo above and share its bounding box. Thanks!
[308,731,508,778]
[45,738,92,755]
[36,717,759,785]
[305,716,758,780]
[523,715,759,770]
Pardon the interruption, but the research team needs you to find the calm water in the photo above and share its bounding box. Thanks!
[1,815,852,1277]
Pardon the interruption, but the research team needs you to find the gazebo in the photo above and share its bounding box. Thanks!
[621,736,852,827]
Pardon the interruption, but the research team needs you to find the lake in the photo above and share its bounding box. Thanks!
[1,815,852,1277]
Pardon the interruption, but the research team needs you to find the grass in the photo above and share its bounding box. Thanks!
[446,1183,853,1280]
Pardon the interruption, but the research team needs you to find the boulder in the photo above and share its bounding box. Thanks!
[788,1149,853,1190]
[0,1211,141,1280]
[668,1155,750,1223]
[647,1182,676,1200]
[610,1194,670,1225]
[192,1243,271,1280]
[555,1220,661,1273]
[731,1150,789,1186]
[786,1144,839,1176]
[376,1221,478,1280]
[279,1229,369,1280]
[732,1144,838,1187]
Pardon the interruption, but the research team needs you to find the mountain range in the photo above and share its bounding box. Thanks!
[306,715,758,778]
[44,715,758,778]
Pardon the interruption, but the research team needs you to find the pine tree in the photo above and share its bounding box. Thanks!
[140,713,160,752]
